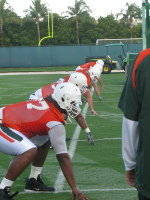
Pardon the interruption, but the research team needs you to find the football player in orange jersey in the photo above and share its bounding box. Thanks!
[30,71,98,115]
[24,72,95,193]
[0,82,89,200]
[76,60,104,102]
[76,59,104,71]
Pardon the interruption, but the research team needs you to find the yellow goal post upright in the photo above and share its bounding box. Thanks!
[38,11,54,46]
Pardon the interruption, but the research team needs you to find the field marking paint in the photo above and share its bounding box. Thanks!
[20,187,136,194]
[0,71,73,76]
[86,113,122,117]
[54,102,89,192]
[0,70,124,76]
[56,187,136,193]
[77,137,121,142]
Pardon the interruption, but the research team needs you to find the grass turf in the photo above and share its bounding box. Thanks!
[0,66,75,73]
[0,72,138,200]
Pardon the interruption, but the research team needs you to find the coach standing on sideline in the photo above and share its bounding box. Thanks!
[118,48,150,200]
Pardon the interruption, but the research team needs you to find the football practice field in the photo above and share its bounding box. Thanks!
[0,72,137,200]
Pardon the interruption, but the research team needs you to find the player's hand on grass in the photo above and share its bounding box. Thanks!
[86,132,94,145]
[98,96,103,101]
[90,109,98,115]
[72,188,89,200]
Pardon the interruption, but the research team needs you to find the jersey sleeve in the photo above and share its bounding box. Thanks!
[48,124,67,154]
[122,116,139,171]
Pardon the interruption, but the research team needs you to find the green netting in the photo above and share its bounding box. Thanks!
[0,44,142,68]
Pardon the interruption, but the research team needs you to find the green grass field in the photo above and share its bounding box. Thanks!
[0,66,75,73]
[0,72,137,200]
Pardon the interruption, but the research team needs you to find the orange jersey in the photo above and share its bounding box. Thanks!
[2,100,65,138]
[131,49,150,88]
[42,83,57,98]
[41,76,70,98]
[76,69,92,87]
[79,62,96,70]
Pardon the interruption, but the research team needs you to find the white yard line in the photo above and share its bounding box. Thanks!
[20,187,136,194]
[77,137,121,142]
[54,102,89,192]
[54,88,95,192]
[57,187,136,193]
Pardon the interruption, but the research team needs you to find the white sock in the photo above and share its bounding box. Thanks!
[29,166,43,179]
[0,178,14,189]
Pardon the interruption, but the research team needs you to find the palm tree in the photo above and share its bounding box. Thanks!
[117,3,141,26]
[26,0,48,43]
[67,0,91,44]
[0,0,7,44]
[116,3,141,38]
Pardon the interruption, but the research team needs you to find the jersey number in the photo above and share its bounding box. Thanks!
[27,101,49,110]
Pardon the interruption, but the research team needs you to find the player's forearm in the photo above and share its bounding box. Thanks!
[92,82,100,96]
[75,113,88,129]
[83,91,94,110]
[56,153,77,190]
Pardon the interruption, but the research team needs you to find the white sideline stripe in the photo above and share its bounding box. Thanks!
[77,137,121,142]
[0,71,73,76]
[0,70,124,76]
[54,102,89,192]
[20,187,136,194]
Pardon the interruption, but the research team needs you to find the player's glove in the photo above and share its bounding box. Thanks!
[98,96,103,101]
[86,132,94,145]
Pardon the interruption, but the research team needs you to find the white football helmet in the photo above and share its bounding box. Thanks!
[95,59,104,74]
[88,66,101,80]
[93,64,103,74]
[68,72,87,92]
[52,82,82,118]
[96,59,104,66]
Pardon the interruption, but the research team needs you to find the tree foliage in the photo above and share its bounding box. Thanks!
[0,1,142,46]
[25,0,48,42]
[67,0,91,44]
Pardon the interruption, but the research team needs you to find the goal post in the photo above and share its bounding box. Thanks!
[96,38,143,45]
[38,11,54,46]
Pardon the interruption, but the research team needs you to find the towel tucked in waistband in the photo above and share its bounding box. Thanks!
[0,107,4,123]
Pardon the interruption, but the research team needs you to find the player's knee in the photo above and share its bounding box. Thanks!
[29,147,37,154]
[19,146,37,156]
[21,147,38,160]
[27,147,37,156]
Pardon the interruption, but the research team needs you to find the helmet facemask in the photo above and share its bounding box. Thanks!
[66,101,81,118]
[52,82,82,118]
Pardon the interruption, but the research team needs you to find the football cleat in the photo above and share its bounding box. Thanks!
[25,175,55,192]
[0,187,18,200]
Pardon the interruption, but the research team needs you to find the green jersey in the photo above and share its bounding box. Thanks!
[118,49,150,198]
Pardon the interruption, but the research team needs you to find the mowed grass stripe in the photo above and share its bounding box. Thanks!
[0,73,137,200]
